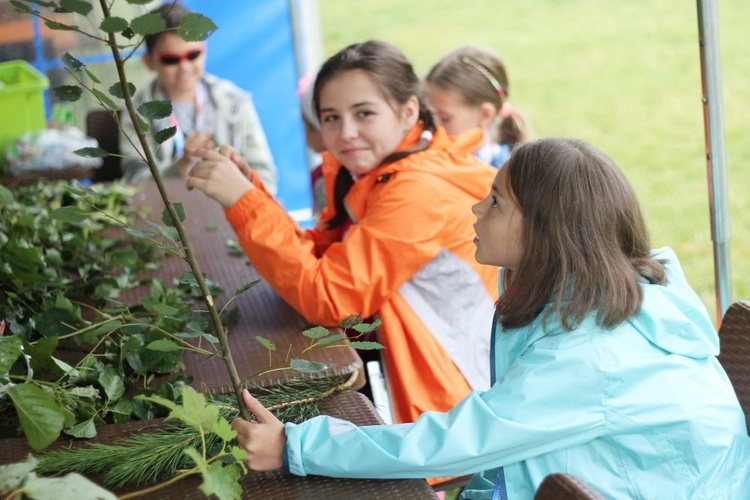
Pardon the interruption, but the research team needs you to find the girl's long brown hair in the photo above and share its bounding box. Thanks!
[498,138,666,331]
[313,40,437,229]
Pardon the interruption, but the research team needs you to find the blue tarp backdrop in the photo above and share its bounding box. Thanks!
[187,0,312,217]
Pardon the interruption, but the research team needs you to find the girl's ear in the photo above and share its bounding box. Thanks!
[478,102,498,128]
[401,95,420,130]
[143,52,155,72]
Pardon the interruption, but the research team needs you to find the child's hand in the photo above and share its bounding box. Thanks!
[231,389,286,471]
[179,131,214,174]
[217,145,254,180]
[186,148,255,208]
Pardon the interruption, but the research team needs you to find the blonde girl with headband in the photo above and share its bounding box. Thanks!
[187,40,499,425]
[426,45,529,168]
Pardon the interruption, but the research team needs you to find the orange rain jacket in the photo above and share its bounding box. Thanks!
[225,124,499,423]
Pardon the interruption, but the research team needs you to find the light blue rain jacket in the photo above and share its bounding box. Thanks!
[283,248,750,499]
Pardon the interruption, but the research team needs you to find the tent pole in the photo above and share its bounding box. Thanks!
[696,0,732,322]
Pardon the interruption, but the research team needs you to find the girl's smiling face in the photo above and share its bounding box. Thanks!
[472,167,524,268]
[317,69,418,176]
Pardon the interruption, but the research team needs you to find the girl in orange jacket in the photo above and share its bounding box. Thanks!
[187,40,498,424]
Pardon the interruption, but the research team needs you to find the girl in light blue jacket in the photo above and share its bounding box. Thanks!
[232,138,750,499]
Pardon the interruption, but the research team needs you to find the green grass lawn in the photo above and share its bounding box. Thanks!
[319,0,750,323]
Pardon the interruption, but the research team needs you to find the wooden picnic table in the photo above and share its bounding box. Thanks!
[0,391,438,499]
[126,178,365,393]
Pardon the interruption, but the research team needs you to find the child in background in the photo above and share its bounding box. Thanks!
[119,2,278,193]
[425,45,529,168]
[230,137,750,499]
[187,40,499,425]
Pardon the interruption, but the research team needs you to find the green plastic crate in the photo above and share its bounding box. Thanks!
[0,60,49,169]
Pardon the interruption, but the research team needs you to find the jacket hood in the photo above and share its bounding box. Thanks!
[629,247,718,358]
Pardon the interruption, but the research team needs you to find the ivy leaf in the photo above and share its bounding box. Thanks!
[145,339,183,352]
[211,416,236,442]
[198,461,242,500]
[144,386,218,431]
[0,336,22,375]
[60,0,93,16]
[50,205,89,222]
[0,184,13,205]
[290,358,328,373]
[62,52,84,72]
[98,366,125,401]
[52,85,83,102]
[138,100,172,120]
[99,16,128,33]
[64,417,97,438]
[108,81,136,99]
[178,13,218,42]
[232,280,260,300]
[348,341,385,350]
[22,473,117,499]
[45,20,77,31]
[131,13,166,36]
[154,126,177,144]
[6,384,66,450]
[302,326,330,339]
[91,87,118,110]
[161,203,185,227]
[316,333,347,346]
[73,146,109,158]
[255,336,275,352]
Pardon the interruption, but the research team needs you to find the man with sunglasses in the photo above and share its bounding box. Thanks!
[120,2,278,194]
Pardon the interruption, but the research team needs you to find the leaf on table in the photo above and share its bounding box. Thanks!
[0,335,22,376]
[50,205,90,222]
[22,473,117,500]
[6,384,66,450]
[0,184,13,204]
[145,339,183,352]
[0,455,38,492]
[290,358,328,374]
[63,417,97,439]
[98,366,125,401]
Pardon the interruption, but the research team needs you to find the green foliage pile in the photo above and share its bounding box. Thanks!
[0,181,214,449]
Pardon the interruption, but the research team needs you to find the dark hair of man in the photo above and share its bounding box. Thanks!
[498,138,667,331]
[144,1,190,53]
[313,40,438,229]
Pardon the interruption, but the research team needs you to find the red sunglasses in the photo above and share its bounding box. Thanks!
[157,47,204,66]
